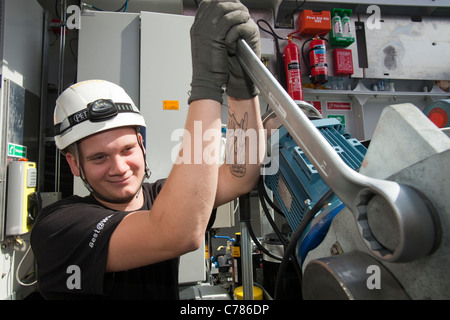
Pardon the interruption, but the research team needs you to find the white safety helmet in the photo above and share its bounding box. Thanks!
[54,80,146,151]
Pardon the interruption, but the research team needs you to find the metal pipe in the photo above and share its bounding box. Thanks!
[55,0,67,193]
[239,194,253,300]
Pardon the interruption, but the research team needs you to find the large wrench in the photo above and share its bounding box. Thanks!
[236,39,438,262]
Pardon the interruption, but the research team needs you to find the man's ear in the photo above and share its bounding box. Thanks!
[65,152,81,177]
[137,132,146,155]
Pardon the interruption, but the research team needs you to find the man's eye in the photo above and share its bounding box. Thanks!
[123,146,135,154]
[90,155,105,162]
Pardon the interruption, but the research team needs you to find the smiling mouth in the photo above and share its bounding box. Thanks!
[110,179,129,184]
[108,173,133,184]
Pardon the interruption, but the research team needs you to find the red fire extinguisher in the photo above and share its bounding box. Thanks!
[284,38,303,102]
[308,38,329,85]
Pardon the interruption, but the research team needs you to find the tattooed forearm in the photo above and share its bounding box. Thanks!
[226,111,248,177]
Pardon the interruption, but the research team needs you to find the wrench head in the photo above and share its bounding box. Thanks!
[353,182,438,262]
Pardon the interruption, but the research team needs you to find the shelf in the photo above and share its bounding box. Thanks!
[303,82,450,105]
[275,0,450,27]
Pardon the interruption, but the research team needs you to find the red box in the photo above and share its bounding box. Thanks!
[298,10,331,36]
[334,48,354,76]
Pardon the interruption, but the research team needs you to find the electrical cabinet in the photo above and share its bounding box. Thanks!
[139,11,193,182]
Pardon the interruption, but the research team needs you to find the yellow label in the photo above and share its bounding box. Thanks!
[163,100,179,110]
[232,246,240,258]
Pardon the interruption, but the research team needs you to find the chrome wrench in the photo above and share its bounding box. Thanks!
[236,39,438,262]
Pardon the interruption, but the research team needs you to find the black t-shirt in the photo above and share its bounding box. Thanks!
[30,179,180,300]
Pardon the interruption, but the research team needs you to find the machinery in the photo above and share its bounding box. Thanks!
[236,39,449,300]
[301,103,449,299]
[262,102,449,300]
[264,117,367,266]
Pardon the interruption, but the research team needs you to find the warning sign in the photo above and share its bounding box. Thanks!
[326,101,352,111]
[163,100,180,110]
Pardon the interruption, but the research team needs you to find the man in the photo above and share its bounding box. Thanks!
[31,0,264,299]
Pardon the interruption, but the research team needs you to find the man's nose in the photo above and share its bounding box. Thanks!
[109,156,129,175]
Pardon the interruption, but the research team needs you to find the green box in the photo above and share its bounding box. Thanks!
[329,8,355,47]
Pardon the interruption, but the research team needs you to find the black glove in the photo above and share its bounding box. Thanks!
[225,15,261,99]
[188,0,253,104]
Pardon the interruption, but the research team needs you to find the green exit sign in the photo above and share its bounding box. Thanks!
[8,143,27,158]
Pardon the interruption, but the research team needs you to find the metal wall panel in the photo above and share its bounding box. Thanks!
[364,15,450,80]
[139,12,194,182]
[78,11,140,106]
[139,12,205,285]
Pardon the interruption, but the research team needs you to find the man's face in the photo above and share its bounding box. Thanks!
[74,127,146,205]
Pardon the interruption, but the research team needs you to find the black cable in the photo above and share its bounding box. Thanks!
[292,0,307,16]
[301,38,313,75]
[257,177,288,248]
[273,188,335,300]
[92,0,129,12]
[256,176,304,291]
[280,0,307,28]
[258,176,285,217]
[257,19,286,89]
[243,193,283,262]
[257,19,285,41]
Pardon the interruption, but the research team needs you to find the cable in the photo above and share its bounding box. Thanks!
[243,193,283,262]
[91,0,129,12]
[257,19,285,41]
[279,0,307,28]
[15,242,37,287]
[213,235,235,242]
[273,188,335,300]
[233,201,239,215]
[255,177,304,286]
[258,176,285,217]
[257,19,287,89]
[257,176,302,290]
[257,177,287,248]
[301,38,313,75]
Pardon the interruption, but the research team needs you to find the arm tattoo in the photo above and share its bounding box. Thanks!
[226,111,248,177]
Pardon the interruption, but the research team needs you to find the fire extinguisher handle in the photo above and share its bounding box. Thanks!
[235,38,437,264]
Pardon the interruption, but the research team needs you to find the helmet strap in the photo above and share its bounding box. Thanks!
[135,128,151,180]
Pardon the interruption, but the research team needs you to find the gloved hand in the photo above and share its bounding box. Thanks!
[225,14,260,99]
[188,0,254,104]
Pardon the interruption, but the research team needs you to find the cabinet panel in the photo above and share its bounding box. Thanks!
[140,12,194,182]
